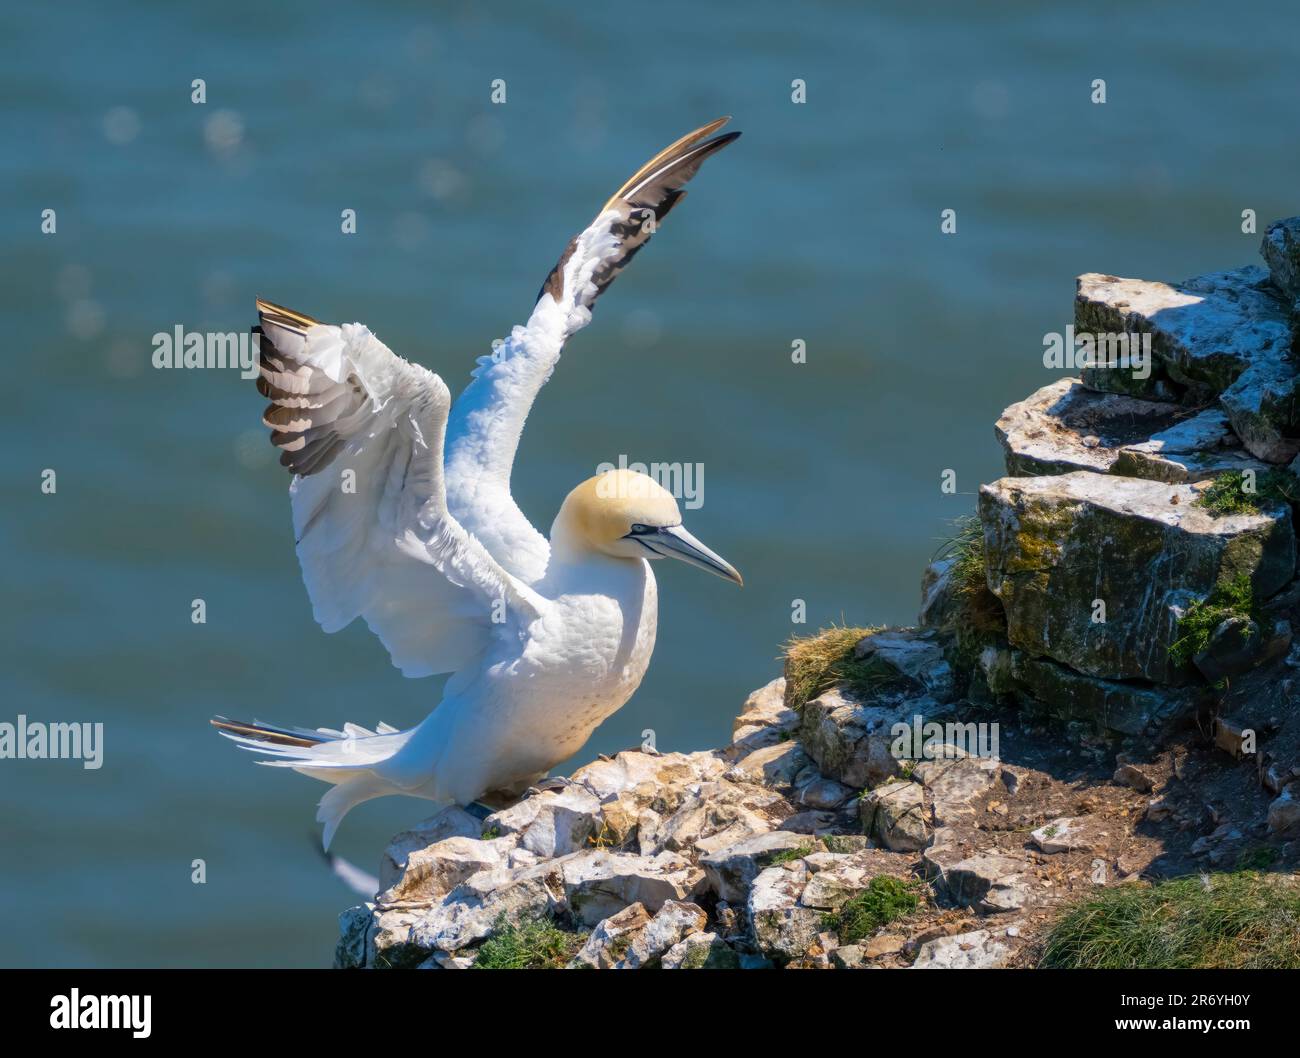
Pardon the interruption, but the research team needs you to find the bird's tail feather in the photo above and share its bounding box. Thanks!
[211,715,337,748]
[212,715,414,848]
[211,715,409,777]
[317,775,396,850]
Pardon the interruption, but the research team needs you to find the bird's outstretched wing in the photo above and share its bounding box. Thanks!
[255,298,543,677]
[444,117,741,583]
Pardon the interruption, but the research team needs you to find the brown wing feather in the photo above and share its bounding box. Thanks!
[599,115,732,211]
[251,301,367,476]
[538,117,741,305]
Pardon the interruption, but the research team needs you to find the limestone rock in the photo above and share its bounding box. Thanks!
[979,643,1017,696]
[795,773,855,810]
[913,749,1001,825]
[863,934,907,958]
[1112,408,1270,484]
[996,379,1189,476]
[1261,217,1300,300]
[798,849,910,910]
[1267,785,1300,837]
[799,684,918,789]
[1012,653,1204,737]
[912,929,1010,969]
[481,787,603,860]
[569,750,726,806]
[925,849,1028,912]
[777,809,839,834]
[379,806,482,889]
[377,835,508,908]
[1190,823,1245,864]
[661,931,741,969]
[860,780,929,852]
[1220,349,1300,464]
[1112,446,1268,485]
[731,677,796,753]
[918,556,959,629]
[569,902,652,968]
[1031,816,1102,853]
[1113,758,1159,793]
[335,903,373,969]
[1123,407,1237,457]
[730,740,808,791]
[406,867,559,955]
[422,950,475,969]
[561,850,704,926]
[855,628,957,703]
[367,907,435,969]
[701,830,812,903]
[1072,279,1175,399]
[830,944,868,967]
[1262,759,1299,796]
[1075,267,1294,409]
[747,861,824,961]
[651,780,782,858]
[981,471,1295,684]
[1194,617,1291,683]
[597,794,642,847]
[618,900,708,968]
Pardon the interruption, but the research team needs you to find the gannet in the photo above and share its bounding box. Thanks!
[213,118,742,847]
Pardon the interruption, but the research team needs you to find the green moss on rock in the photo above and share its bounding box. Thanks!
[474,914,587,970]
[821,876,920,943]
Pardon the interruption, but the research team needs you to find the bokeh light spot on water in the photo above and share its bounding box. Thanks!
[418,158,466,200]
[102,106,141,145]
[204,109,245,157]
[66,299,106,340]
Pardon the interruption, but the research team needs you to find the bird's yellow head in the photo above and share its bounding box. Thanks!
[551,469,742,585]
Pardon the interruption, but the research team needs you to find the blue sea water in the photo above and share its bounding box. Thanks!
[2,1,1298,965]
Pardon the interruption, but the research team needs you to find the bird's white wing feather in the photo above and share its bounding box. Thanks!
[444,117,741,583]
[255,300,542,678]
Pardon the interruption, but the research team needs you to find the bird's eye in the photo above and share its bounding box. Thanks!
[630,523,650,534]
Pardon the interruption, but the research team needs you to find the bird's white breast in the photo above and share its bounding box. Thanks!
[404,557,659,804]
[519,558,659,758]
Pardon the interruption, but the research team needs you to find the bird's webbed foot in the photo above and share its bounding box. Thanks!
[523,775,579,799]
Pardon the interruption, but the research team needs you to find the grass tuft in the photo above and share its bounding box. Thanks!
[1168,572,1259,669]
[768,844,813,866]
[931,516,1006,664]
[473,914,586,969]
[1195,469,1299,516]
[1040,871,1300,968]
[781,623,896,711]
[821,875,920,943]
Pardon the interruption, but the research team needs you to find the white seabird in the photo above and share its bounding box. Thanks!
[213,118,742,847]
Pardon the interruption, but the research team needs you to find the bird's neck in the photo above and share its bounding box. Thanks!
[542,540,649,597]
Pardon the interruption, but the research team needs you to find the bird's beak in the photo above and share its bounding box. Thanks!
[632,524,743,586]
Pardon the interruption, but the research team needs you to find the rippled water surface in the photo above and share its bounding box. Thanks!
[3,1,1298,965]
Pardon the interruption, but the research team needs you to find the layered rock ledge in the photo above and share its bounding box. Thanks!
[336,219,1300,969]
